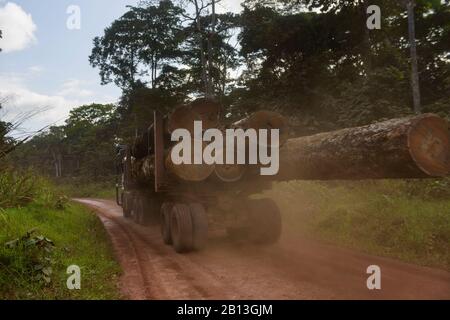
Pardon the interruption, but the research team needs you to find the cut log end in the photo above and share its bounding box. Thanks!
[214,164,246,182]
[165,139,215,182]
[166,160,215,182]
[408,114,450,177]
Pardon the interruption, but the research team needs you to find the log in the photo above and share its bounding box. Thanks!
[275,113,450,180]
[165,139,215,181]
[233,110,289,146]
[131,155,155,184]
[167,105,200,134]
[131,118,172,159]
[132,151,214,183]
[190,98,221,130]
[168,98,221,134]
[131,125,154,159]
[214,164,246,182]
[131,113,449,184]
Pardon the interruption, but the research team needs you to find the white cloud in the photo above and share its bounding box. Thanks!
[58,79,94,98]
[0,2,37,53]
[0,74,77,135]
[28,65,44,74]
[0,72,116,136]
[217,0,243,14]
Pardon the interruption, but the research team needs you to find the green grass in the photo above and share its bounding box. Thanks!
[0,202,121,299]
[263,180,450,270]
[56,178,116,199]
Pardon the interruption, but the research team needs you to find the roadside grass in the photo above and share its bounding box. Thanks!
[0,170,121,299]
[0,202,121,299]
[264,180,450,270]
[56,178,116,199]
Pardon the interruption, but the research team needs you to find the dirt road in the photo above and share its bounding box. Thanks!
[75,198,450,300]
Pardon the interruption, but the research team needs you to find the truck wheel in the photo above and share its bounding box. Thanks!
[146,196,162,226]
[122,193,132,218]
[170,203,193,253]
[161,202,173,245]
[247,199,282,245]
[133,194,145,225]
[189,203,208,250]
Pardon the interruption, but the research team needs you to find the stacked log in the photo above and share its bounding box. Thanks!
[167,98,221,134]
[232,110,290,147]
[132,98,221,159]
[131,124,154,159]
[131,110,450,183]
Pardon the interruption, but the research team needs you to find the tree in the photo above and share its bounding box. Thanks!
[90,9,144,90]
[234,0,449,130]
[181,11,240,97]
[132,1,184,87]
[11,104,119,178]
[89,1,183,90]
[406,0,421,113]
[0,103,13,158]
[171,0,240,97]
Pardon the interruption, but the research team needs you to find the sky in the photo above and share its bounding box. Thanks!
[0,0,243,136]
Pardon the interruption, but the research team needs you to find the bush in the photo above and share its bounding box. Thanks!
[0,170,38,208]
[55,176,116,198]
[4,228,55,285]
[0,169,67,210]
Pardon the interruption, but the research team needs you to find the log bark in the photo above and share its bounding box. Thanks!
[168,98,221,134]
[233,110,289,146]
[131,125,154,159]
[131,113,449,184]
[276,113,449,180]
[132,142,215,183]
[214,164,246,182]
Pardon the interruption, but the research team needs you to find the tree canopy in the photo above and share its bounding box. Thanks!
[9,0,450,179]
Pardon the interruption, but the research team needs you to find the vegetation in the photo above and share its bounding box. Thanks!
[264,179,450,270]
[0,171,121,299]
[0,0,448,290]
[8,1,450,179]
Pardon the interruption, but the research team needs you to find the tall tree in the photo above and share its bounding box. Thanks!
[406,0,421,113]
[90,2,183,90]
[89,9,144,90]
[182,11,240,97]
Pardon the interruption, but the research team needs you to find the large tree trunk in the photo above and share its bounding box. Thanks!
[407,0,421,113]
[194,0,209,96]
[276,114,449,180]
[132,113,449,184]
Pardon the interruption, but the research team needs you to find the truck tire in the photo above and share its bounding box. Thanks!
[131,193,160,226]
[189,203,208,250]
[170,203,193,253]
[122,192,132,218]
[146,195,161,226]
[161,202,173,245]
[133,194,145,225]
[247,198,282,245]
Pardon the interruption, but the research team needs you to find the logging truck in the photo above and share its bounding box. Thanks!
[115,99,450,253]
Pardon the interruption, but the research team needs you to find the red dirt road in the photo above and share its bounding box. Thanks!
[75,198,450,300]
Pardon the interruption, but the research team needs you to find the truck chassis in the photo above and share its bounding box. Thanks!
[116,112,282,253]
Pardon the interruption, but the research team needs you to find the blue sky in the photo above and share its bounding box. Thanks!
[0,0,242,135]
